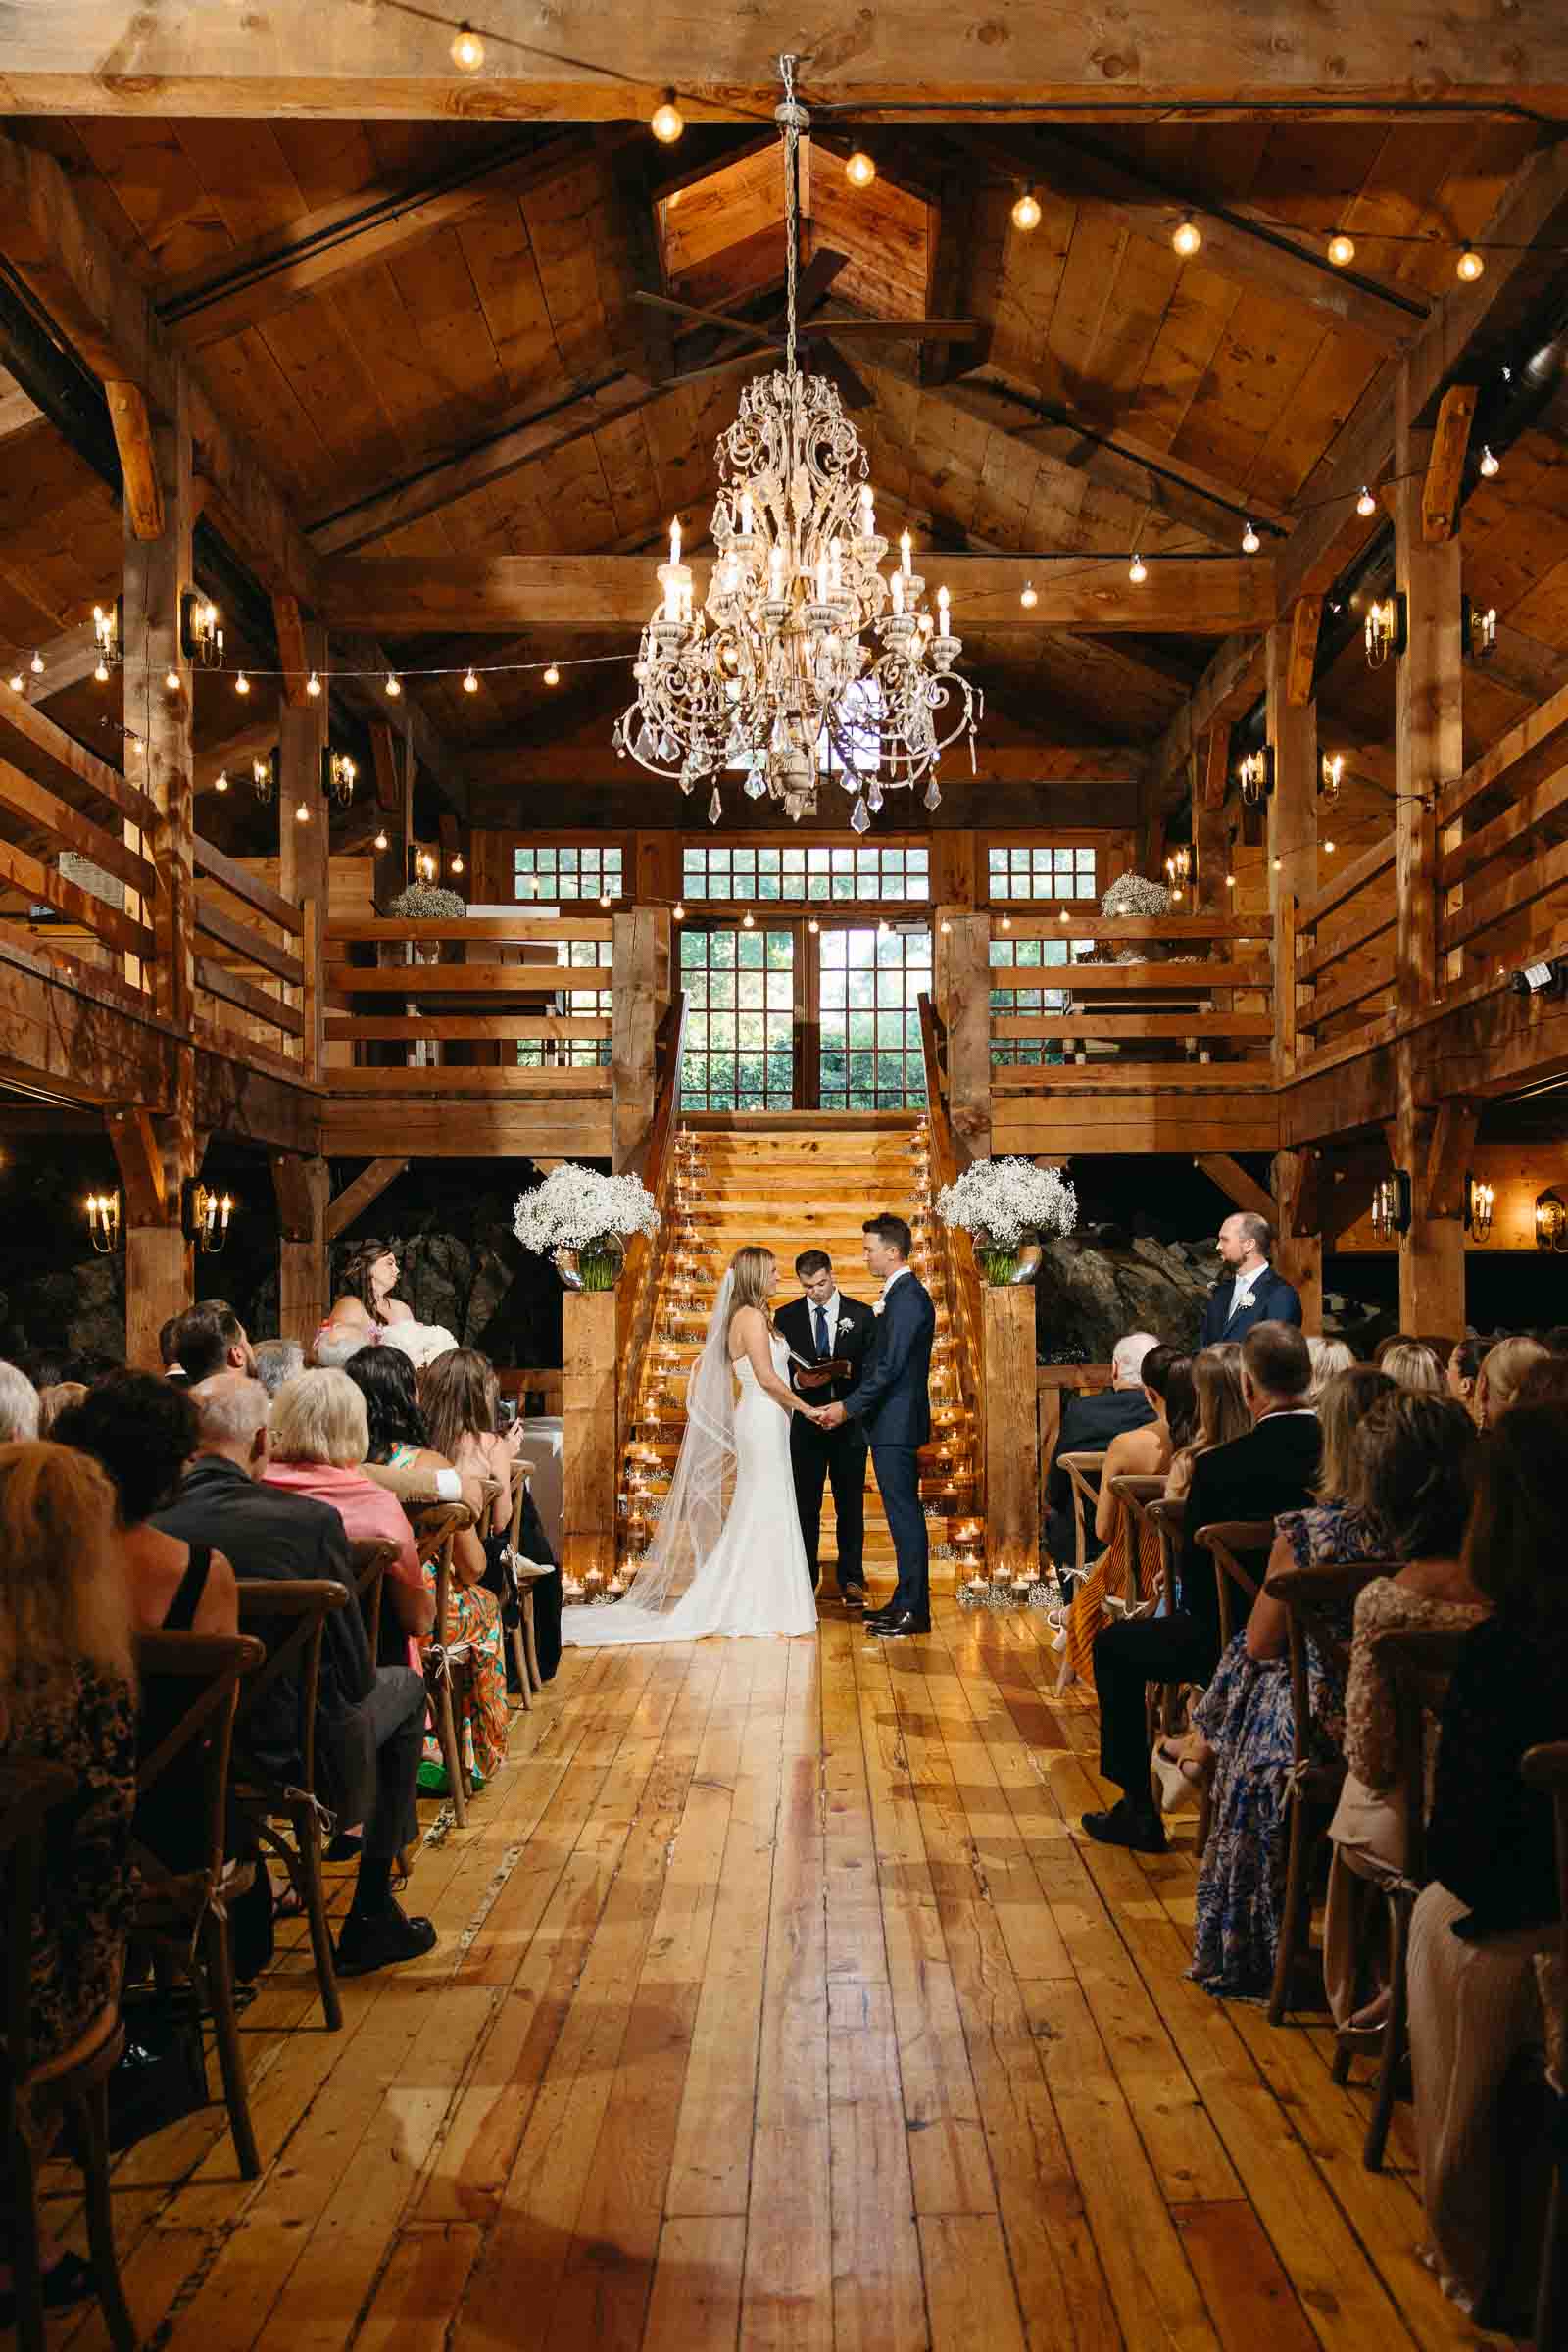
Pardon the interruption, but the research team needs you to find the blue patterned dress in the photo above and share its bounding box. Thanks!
[1189,1501,1385,2000]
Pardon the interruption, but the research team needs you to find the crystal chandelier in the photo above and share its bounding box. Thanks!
[613,56,981,829]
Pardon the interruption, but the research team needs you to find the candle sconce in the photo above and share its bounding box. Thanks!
[1363,591,1408,668]
[1463,1172,1494,1244]
[1536,1189,1568,1253]
[1371,1168,1412,1239]
[1238,744,1275,805]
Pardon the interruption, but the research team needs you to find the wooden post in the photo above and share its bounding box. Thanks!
[934,906,991,1163]
[108,1106,189,1368]
[271,1152,330,1342]
[611,906,671,1175]
[1272,1147,1323,1336]
[1393,363,1466,1335]
[562,1290,617,1580]
[983,1286,1039,1582]
[279,615,328,1080]
[1265,618,1317,1082]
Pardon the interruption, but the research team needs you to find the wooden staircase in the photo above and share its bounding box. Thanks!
[618,1116,984,1584]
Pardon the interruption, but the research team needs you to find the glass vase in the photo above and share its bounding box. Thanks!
[561,1236,625,1292]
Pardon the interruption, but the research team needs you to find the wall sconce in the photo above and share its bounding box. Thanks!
[179,591,224,667]
[1537,1189,1568,1253]
[1461,594,1497,662]
[84,1190,122,1254]
[1464,1171,1494,1243]
[409,846,439,886]
[1319,752,1343,808]
[322,748,358,806]
[1163,845,1192,900]
[183,1181,236,1254]
[252,750,276,805]
[1363,591,1408,668]
[1370,1168,1412,1239]
[91,597,122,670]
[1237,744,1275,805]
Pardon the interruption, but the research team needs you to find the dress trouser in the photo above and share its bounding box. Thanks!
[357,1664,426,1860]
[1092,1609,1217,1800]
[871,1444,927,1618]
[790,1415,868,1589]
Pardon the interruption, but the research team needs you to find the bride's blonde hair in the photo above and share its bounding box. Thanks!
[726,1246,776,1338]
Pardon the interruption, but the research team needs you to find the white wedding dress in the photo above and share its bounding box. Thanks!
[562,1290,817,1648]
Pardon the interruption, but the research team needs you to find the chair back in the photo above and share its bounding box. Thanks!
[231,1580,348,1794]
[1367,1624,1473,1884]
[347,1538,399,1661]
[1058,1450,1106,1583]
[508,1460,528,1556]
[0,1758,76,2081]
[132,1631,265,1898]
[405,1501,475,1648]
[1108,1473,1172,1609]
[1522,1740,1568,2090]
[1196,1520,1278,1647]
[1264,1553,1397,1779]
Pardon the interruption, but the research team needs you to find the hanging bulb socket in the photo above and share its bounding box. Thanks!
[846,150,876,188]
[450,21,484,71]
[1478,445,1500,478]
[463,668,479,694]
[1456,247,1486,283]
[1356,484,1377,517]
[1171,215,1202,258]
[1128,552,1148,584]
[1327,232,1356,268]
[1011,186,1041,232]
[543,662,561,686]
[651,90,684,143]
[1241,520,1260,554]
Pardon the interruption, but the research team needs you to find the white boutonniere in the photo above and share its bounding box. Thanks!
[836,1314,854,1336]
[872,1298,886,1318]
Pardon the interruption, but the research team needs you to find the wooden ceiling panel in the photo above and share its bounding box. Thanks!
[1043,211,1131,409]
[321,264,465,478]
[1122,268,1243,454]
[253,298,405,511]
[1079,230,1186,416]
[520,157,618,379]
[384,228,514,439]
[168,118,310,252]
[985,187,1075,382]
[1166,291,1330,493]
[810,170,929,319]
[455,200,560,406]
[195,324,335,511]
[67,117,231,282]
[1244,324,1384,511]
[660,147,782,280]
[528,432,617,555]
[593,410,666,547]
[266,118,385,215]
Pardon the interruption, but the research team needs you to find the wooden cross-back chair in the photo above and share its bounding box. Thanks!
[504,1457,548,1710]
[348,1536,400,1665]
[406,1501,476,1829]
[1522,1740,1568,2352]
[0,1758,136,2352]
[1056,1449,1106,1593]
[1261,1554,1399,2028]
[131,1629,267,2179]
[1196,1520,1278,1650]
[1330,1623,1473,2172]
[1108,1474,1183,1743]
[230,1578,354,2034]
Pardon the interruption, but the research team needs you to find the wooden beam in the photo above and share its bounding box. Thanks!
[1285,596,1323,709]
[318,552,1275,635]
[106,1106,166,1225]
[368,721,400,811]
[1200,723,1231,811]
[271,1150,330,1340]
[1193,1152,1274,1224]
[1151,633,1267,797]
[1266,618,1317,1080]
[1421,384,1478,545]
[0,365,41,442]
[196,718,280,794]
[104,380,164,541]
[1426,1098,1480,1222]
[323,1156,410,1244]
[271,594,310,710]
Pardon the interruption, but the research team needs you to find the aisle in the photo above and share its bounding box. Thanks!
[52,1607,1513,2351]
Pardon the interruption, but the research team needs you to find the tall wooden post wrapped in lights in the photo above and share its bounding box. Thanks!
[983,1286,1040,1586]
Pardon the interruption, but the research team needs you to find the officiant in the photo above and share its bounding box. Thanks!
[776,1250,877,1606]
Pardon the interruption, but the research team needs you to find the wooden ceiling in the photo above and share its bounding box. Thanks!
[2,102,1568,833]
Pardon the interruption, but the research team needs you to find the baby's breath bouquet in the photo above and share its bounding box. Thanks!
[388,882,467,921]
[1101,871,1171,919]
[935,1157,1077,1285]
[514,1163,660,1291]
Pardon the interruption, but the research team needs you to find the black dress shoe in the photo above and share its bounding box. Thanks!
[335,1897,439,1977]
[1080,1800,1167,1855]
[840,1581,868,1606]
[870,1610,931,1638]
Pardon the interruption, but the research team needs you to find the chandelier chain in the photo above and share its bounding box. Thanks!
[780,50,799,380]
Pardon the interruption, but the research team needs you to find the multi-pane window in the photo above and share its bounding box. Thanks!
[989,935,1091,1065]
[678,926,796,1110]
[819,926,931,1110]
[513,844,622,902]
[988,845,1097,901]
[682,843,928,903]
[517,940,612,1068]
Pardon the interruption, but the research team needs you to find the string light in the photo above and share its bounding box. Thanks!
[165,666,181,693]
[808,916,818,933]
[1019,581,1038,609]
[215,770,229,793]
[651,91,684,143]
[94,658,109,684]
[742,909,756,929]
[1011,187,1041,232]
[234,670,250,696]
[1478,445,1500,477]
[543,662,561,686]
[1171,216,1202,258]
[1324,838,1337,854]
[846,151,876,188]
[1000,911,1012,929]
[939,918,952,935]
[306,670,321,697]
[450,21,484,70]
[1128,552,1148,584]
[463,667,479,693]
[373,827,389,851]
[295,802,310,823]
[384,671,401,698]
[28,651,43,676]
[1456,247,1486,282]
[1225,872,1236,889]
[450,855,464,874]
[6,673,22,694]
[1327,232,1356,268]
[1356,484,1377,516]
[673,902,685,921]
[1241,520,1260,554]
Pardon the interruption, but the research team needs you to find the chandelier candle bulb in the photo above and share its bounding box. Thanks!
[937,585,951,631]
[900,529,912,575]
[859,485,875,534]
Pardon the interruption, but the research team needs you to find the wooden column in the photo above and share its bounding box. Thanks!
[983,1286,1039,1581]
[121,368,196,1358]
[1393,365,1466,1335]
[934,907,991,1163]
[611,906,671,1174]
[1272,1147,1322,1336]
[562,1290,617,1580]
[1193,726,1231,913]
[1264,618,1318,1080]
[271,1152,330,1342]
[279,616,328,1080]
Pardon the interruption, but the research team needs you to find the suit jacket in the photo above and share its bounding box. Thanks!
[154,1454,376,1816]
[1176,1408,1321,1664]
[841,1272,936,1447]
[1046,1387,1158,1517]
[1199,1263,1303,1348]
[775,1292,877,1410]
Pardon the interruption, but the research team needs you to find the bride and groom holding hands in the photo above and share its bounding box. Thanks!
[562,1213,937,1648]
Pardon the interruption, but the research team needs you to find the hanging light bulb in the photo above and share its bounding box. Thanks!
[1128,552,1148,584]
[808,916,819,934]
[28,650,43,677]
[1478,445,1500,477]
[373,826,389,851]
[94,658,110,684]
[165,665,181,693]
[450,21,484,70]
[1356,484,1377,516]
[1000,911,1012,930]
[846,150,876,188]
[306,670,321,698]
[214,770,229,793]
[543,662,561,686]
[463,667,479,694]
[742,909,756,929]
[1011,187,1041,232]
[939,918,953,936]
[673,901,685,922]
[384,671,401,698]
[651,91,684,143]
[1324,837,1337,855]
[1225,871,1236,889]
[1327,232,1356,268]
[234,669,250,696]
[450,854,464,875]
[1241,519,1260,554]
[6,673,22,694]
[295,802,310,823]
[1019,580,1038,610]
[1171,216,1202,258]
[1456,247,1486,283]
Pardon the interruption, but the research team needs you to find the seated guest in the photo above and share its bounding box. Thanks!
[158,1316,183,1376]
[1163,1342,1248,1504]
[1407,1404,1568,2318]
[1323,1393,1487,2027]
[326,1240,412,1341]
[1446,1337,1486,1422]
[1381,1339,1446,1395]
[165,1299,257,1387]
[157,1375,436,1977]
[252,1338,304,1398]
[1200,1213,1302,1346]
[0,1360,39,1444]
[36,1381,85,1437]
[1475,1335,1549,1428]
[1306,1336,1355,1401]
[420,1346,564,1685]
[1045,1332,1159,1577]
[1082,1321,1320,1854]
[260,1371,434,1653]
[1513,1352,1568,1411]
[1058,1346,1194,1689]
[52,1372,237,1638]
[0,1442,137,2322]
[1183,1368,1395,1998]
[340,1348,509,1792]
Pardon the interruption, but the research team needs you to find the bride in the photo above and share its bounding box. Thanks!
[562,1246,822,1646]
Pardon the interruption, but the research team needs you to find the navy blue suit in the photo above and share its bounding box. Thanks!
[841,1269,936,1619]
[1199,1263,1302,1348]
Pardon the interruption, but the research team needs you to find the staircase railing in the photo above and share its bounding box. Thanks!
[615,991,688,1461]
[919,993,986,1435]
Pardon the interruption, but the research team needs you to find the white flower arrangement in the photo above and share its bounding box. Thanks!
[1101,871,1172,920]
[935,1157,1078,1248]
[513,1163,661,1256]
[388,882,467,921]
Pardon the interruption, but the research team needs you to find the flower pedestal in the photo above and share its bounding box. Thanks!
[983,1284,1040,1588]
[563,1290,618,1584]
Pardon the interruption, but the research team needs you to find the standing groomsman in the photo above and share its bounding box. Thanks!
[775,1249,876,1605]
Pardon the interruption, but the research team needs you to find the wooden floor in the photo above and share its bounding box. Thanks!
[48,1598,1518,2352]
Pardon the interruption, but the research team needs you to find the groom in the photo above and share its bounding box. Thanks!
[775,1250,877,1606]
[817,1212,936,1639]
